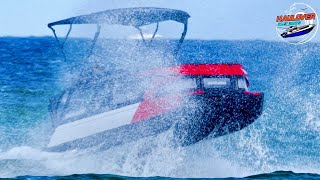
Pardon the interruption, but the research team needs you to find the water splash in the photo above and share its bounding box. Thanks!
[1,39,320,178]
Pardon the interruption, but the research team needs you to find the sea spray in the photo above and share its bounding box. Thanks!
[1,38,320,178]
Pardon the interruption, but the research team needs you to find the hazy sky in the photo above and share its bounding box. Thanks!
[0,0,319,40]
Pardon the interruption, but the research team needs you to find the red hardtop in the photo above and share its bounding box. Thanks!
[143,64,248,77]
[176,64,247,76]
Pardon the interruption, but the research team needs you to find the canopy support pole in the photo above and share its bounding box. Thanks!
[150,22,159,42]
[48,24,73,61]
[136,27,146,43]
[87,24,101,58]
[62,24,73,46]
[174,22,188,61]
[135,23,158,44]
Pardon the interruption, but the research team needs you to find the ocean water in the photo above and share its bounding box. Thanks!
[0,37,319,179]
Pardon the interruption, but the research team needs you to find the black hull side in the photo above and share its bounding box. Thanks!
[173,92,264,146]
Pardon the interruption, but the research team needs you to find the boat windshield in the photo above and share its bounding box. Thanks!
[237,77,249,91]
[156,78,197,97]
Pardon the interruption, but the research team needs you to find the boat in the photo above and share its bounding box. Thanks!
[281,24,315,38]
[47,7,264,152]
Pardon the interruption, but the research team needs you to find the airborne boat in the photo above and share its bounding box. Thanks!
[47,7,264,151]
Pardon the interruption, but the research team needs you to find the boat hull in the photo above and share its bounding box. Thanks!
[46,91,263,152]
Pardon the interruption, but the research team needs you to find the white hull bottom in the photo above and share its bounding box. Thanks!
[48,103,140,148]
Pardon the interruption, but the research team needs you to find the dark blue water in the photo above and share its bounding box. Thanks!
[0,37,319,179]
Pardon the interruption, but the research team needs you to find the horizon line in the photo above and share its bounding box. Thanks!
[0,35,296,42]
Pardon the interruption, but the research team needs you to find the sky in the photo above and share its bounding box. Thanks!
[0,0,319,41]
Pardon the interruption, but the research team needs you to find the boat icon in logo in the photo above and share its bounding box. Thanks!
[281,24,315,38]
[276,3,318,44]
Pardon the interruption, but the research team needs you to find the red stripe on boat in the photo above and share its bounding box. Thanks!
[243,91,261,96]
